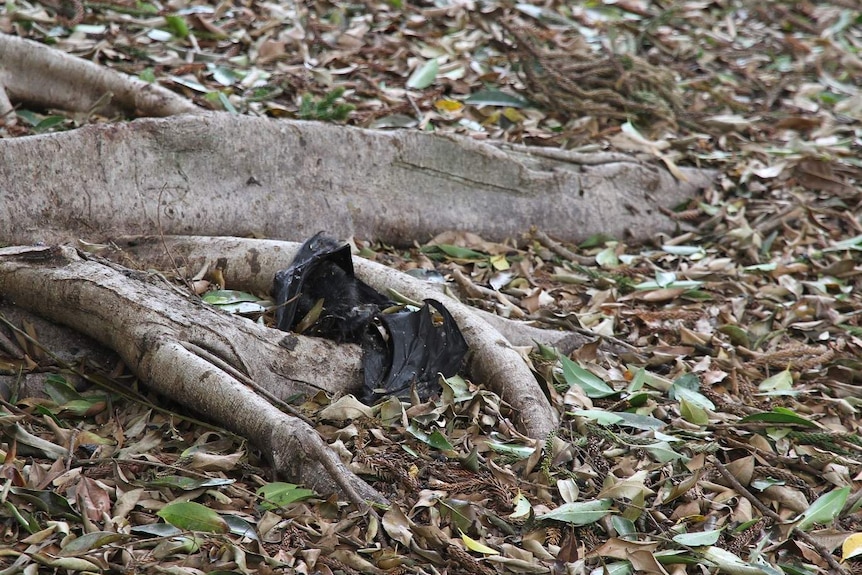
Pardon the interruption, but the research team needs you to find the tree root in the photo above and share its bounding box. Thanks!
[114,235,569,438]
[0,245,386,507]
[0,33,201,121]
[0,114,716,248]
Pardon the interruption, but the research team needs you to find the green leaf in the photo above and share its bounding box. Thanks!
[256,482,316,510]
[203,289,265,313]
[165,14,189,38]
[535,341,560,360]
[34,116,67,133]
[595,246,619,268]
[509,491,532,520]
[10,487,81,521]
[406,58,439,89]
[718,324,750,347]
[131,523,182,537]
[560,356,617,398]
[537,499,612,526]
[672,529,722,546]
[441,374,473,404]
[751,477,784,491]
[208,65,238,87]
[58,398,107,417]
[739,407,817,428]
[4,500,40,534]
[611,516,636,538]
[407,423,454,451]
[16,109,43,126]
[580,234,615,249]
[669,373,715,410]
[145,476,235,490]
[438,498,471,534]
[642,441,688,464]
[135,1,160,13]
[428,430,454,451]
[596,562,633,575]
[757,369,793,392]
[487,440,535,459]
[489,253,509,270]
[156,502,229,533]
[152,535,201,558]
[796,486,850,531]
[60,532,131,556]
[465,89,531,108]
[44,374,82,404]
[421,244,486,260]
[633,278,704,290]
[223,515,259,540]
[612,412,664,431]
[369,114,418,129]
[569,409,623,425]
[679,397,709,426]
[202,290,260,305]
[826,234,862,252]
[74,24,106,34]
[217,92,238,114]
[655,270,676,287]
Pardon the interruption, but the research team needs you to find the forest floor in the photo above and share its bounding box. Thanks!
[1,1,861,574]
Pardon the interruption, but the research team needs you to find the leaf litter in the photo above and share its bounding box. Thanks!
[1,0,862,573]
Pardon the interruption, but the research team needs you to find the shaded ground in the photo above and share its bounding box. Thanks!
[1,0,861,574]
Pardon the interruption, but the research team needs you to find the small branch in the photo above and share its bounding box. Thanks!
[712,457,848,575]
[754,205,802,235]
[179,341,316,427]
[450,267,526,318]
[532,229,595,265]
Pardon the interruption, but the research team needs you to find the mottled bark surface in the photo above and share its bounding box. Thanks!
[0,114,713,248]
[0,246,384,506]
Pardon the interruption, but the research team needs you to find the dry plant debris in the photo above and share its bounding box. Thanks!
[1,0,862,574]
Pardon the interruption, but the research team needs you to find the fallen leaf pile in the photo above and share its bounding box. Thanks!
[1,0,861,574]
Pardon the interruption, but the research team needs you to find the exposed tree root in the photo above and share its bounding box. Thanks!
[0,114,715,248]
[0,245,386,507]
[0,33,201,121]
[114,235,569,438]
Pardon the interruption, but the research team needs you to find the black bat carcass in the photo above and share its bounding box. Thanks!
[271,233,468,403]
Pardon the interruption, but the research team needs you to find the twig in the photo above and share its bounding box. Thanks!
[0,326,24,358]
[712,457,849,575]
[532,229,595,265]
[754,205,802,235]
[156,185,195,294]
[450,267,526,318]
[179,341,316,427]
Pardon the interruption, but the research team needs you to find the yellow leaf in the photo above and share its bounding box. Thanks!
[490,254,509,271]
[502,107,525,122]
[435,99,463,113]
[461,533,499,555]
[842,533,862,562]
[481,110,501,126]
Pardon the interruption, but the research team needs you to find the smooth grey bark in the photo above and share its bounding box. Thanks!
[0,33,200,121]
[0,245,385,506]
[0,114,714,248]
